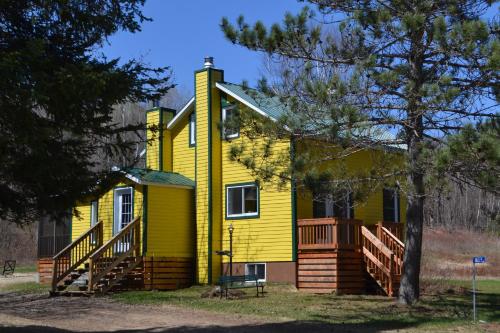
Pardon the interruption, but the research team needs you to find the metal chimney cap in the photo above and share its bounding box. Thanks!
[204,56,214,68]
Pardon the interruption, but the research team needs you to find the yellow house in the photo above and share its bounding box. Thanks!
[42,57,406,296]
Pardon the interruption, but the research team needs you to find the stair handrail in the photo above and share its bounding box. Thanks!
[51,220,103,291]
[380,226,405,275]
[88,216,141,292]
[361,226,396,296]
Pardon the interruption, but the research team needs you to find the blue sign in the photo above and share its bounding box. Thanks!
[473,256,486,264]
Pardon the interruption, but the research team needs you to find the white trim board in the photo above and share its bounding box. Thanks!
[167,97,195,129]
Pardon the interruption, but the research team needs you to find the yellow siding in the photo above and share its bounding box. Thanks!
[146,111,160,170]
[195,70,210,283]
[146,186,194,257]
[221,137,292,263]
[97,182,143,248]
[295,147,407,225]
[72,202,91,241]
[172,115,196,179]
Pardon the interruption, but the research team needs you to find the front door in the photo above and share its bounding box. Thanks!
[113,187,133,252]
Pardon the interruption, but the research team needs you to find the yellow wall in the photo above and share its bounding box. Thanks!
[172,115,196,180]
[146,111,160,170]
[72,202,91,240]
[146,186,194,257]
[295,146,407,225]
[195,70,210,283]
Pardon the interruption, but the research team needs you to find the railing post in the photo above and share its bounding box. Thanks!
[135,219,141,257]
[389,253,394,296]
[51,259,58,292]
[88,258,94,292]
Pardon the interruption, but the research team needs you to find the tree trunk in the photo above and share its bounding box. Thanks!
[399,166,425,304]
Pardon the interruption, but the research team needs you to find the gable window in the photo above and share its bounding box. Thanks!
[113,187,134,235]
[383,188,400,222]
[222,106,239,139]
[245,263,266,282]
[226,183,259,218]
[189,112,196,147]
[313,192,354,219]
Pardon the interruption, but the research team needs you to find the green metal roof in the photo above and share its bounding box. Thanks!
[124,168,195,188]
[217,82,288,120]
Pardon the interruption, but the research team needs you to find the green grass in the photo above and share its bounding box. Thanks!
[112,280,500,332]
[0,281,49,293]
[14,264,37,273]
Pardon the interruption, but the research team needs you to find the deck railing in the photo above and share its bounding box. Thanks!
[51,221,103,292]
[378,227,405,275]
[297,218,362,250]
[88,216,141,292]
[371,221,404,241]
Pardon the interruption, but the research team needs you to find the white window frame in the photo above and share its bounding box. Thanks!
[90,200,98,227]
[226,184,259,218]
[222,105,239,139]
[113,187,134,235]
[189,112,196,146]
[392,189,400,223]
[245,263,266,282]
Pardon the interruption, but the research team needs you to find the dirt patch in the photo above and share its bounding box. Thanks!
[0,273,36,286]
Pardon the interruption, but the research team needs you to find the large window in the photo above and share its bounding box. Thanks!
[226,183,259,218]
[222,106,239,139]
[245,263,266,282]
[313,192,354,219]
[189,112,196,146]
[383,188,400,222]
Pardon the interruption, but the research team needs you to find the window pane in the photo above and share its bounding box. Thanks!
[246,264,255,276]
[190,114,196,144]
[383,189,396,222]
[244,186,257,214]
[256,264,265,280]
[228,187,243,215]
[224,108,239,137]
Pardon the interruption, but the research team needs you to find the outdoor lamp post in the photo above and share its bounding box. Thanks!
[228,223,234,278]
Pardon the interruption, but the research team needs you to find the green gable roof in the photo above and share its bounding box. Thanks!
[124,168,195,188]
[216,82,288,120]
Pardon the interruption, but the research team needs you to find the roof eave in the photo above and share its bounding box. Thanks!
[167,97,195,129]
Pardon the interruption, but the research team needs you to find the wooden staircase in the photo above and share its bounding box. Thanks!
[51,221,103,295]
[51,217,142,296]
[361,224,404,297]
[88,216,142,293]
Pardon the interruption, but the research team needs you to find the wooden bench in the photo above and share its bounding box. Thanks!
[2,260,16,276]
[217,275,265,299]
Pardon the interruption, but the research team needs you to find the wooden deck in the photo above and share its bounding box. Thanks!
[297,218,404,296]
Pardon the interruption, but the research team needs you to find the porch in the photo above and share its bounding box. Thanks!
[297,218,404,296]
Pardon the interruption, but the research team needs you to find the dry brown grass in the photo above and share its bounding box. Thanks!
[421,227,500,279]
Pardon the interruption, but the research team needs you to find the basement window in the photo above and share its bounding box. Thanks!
[245,263,266,282]
[226,183,259,219]
[189,112,196,147]
[383,188,400,222]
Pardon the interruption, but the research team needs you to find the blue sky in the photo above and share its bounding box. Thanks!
[102,0,305,95]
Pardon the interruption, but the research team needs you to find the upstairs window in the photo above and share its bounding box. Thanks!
[226,183,259,218]
[383,188,400,222]
[222,106,239,139]
[189,112,196,146]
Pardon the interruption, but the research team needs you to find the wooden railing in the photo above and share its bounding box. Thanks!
[372,221,404,241]
[297,218,362,250]
[51,221,103,292]
[88,217,141,292]
[361,226,399,296]
[379,227,405,275]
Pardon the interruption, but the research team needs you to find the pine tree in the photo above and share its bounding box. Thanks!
[0,1,173,225]
[221,0,499,304]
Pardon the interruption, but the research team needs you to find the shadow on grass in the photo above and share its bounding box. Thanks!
[0,320,427,333]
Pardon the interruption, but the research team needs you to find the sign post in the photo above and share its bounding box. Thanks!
[472,256,486,322]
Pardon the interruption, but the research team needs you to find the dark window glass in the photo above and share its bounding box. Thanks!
[244,187,257,213]
[228,187,243,215]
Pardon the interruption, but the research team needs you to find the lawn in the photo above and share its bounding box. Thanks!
[112,279,500,332]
